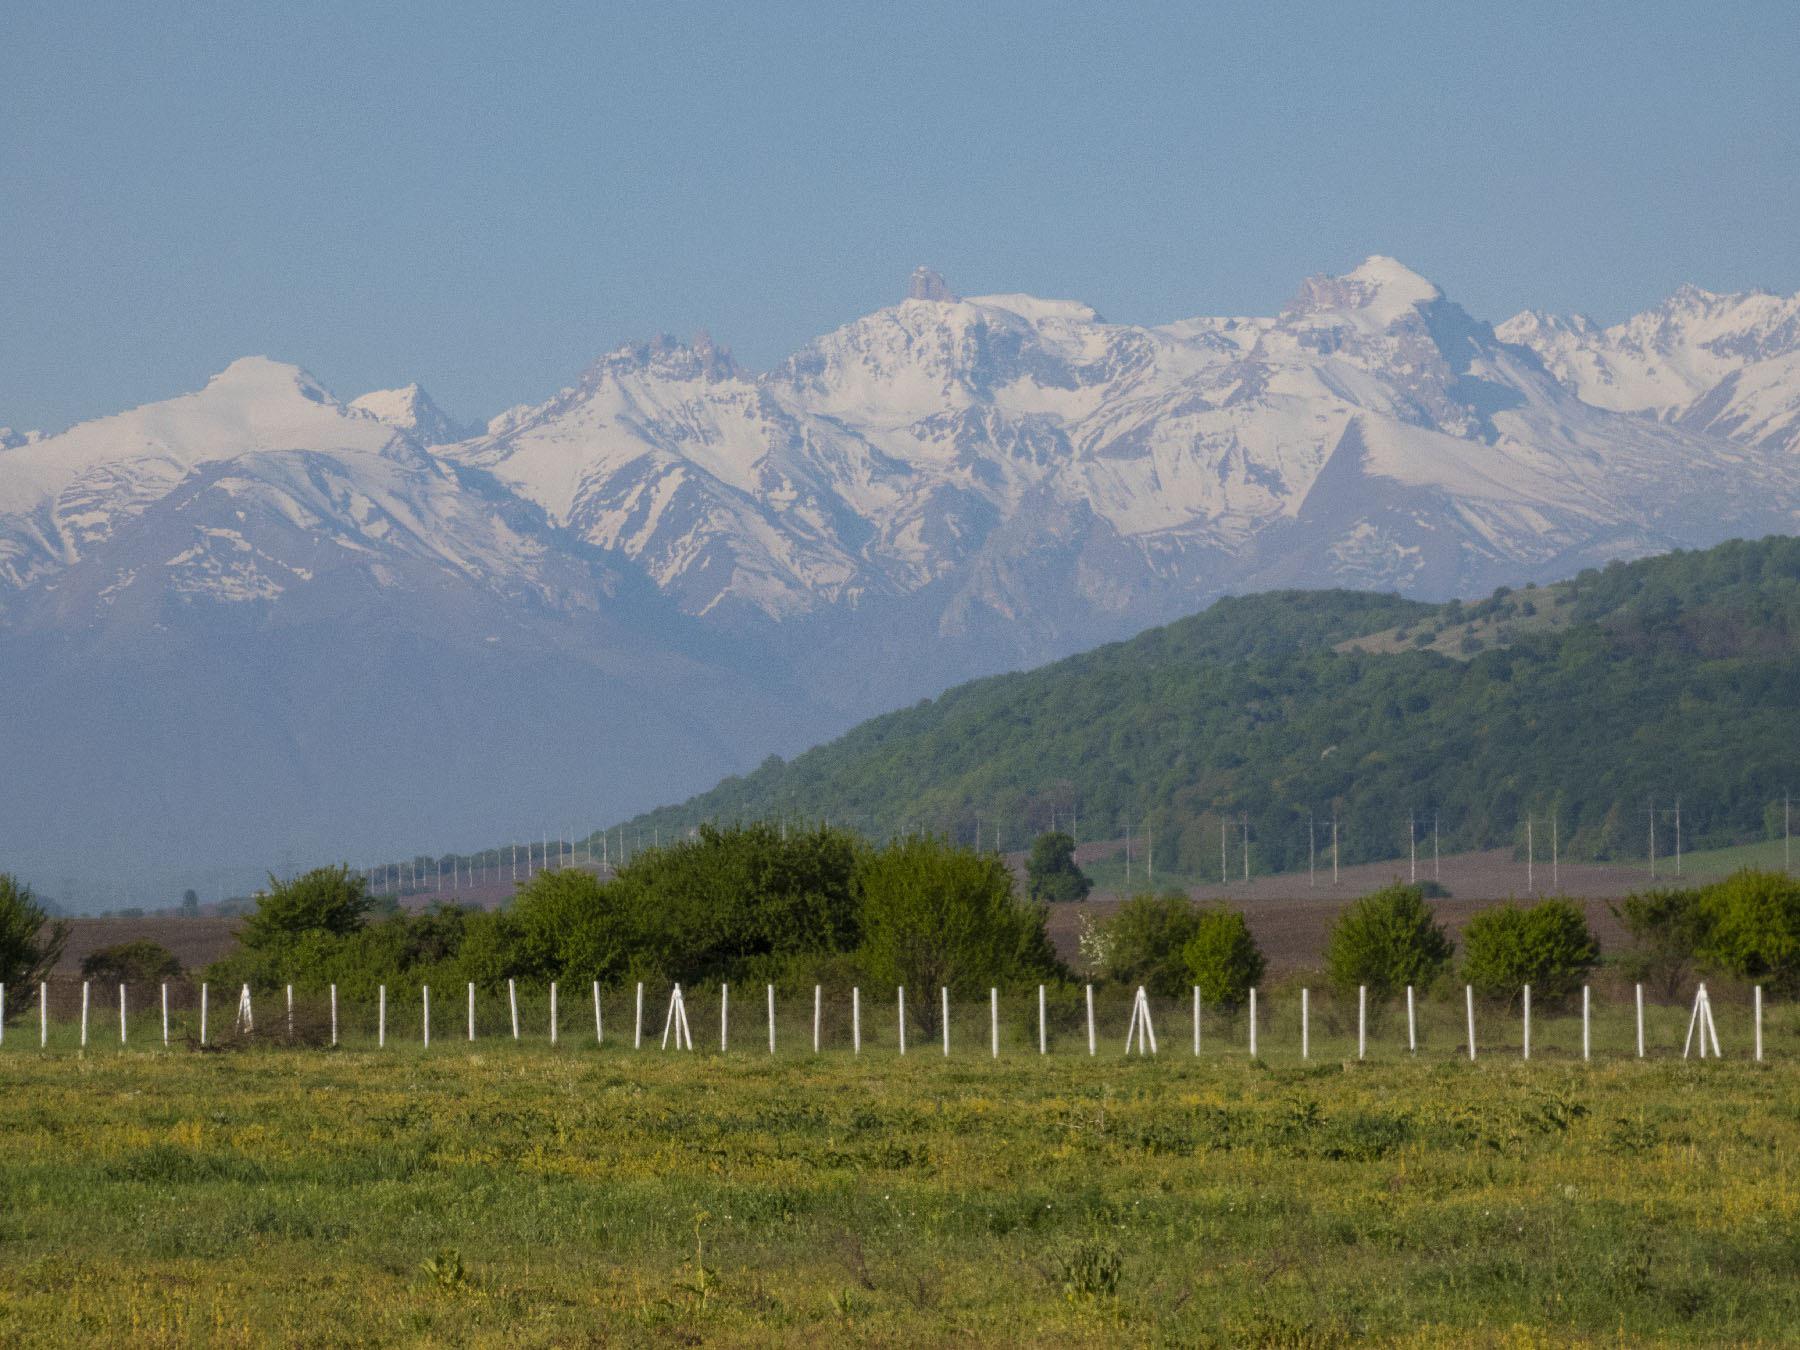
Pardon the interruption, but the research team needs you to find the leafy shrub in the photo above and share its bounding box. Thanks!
[1100,893,1204,997]
[1697,870,1800,994]
[80,940,182,984]
[1609,887,1707,999]
[1179,908,1264,1007]
[1026,832,1091,904]
[1324,884,1453,997]
[1461,899,1599,1004]
[239,865,372,953]
[857,835,1064,1010]
[0,873,69,1005]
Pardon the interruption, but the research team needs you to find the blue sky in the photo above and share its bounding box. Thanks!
[4,1,1798,433]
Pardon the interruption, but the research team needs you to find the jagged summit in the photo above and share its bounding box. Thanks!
[907,266,957,303]
[351,382,472,446]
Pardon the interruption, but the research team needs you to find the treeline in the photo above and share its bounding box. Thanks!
[615,536,1800,873]
[205,825,1063,1003]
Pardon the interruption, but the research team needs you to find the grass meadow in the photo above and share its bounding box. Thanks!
[0,986,1796,1346]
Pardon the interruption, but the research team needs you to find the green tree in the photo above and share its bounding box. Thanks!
[0,874,68,1007]
[1180,908,1264,1007]
[1026,832,1091,904]
[1099,892,1204,997]
[80,940,182,985]
[857,836,1063,1020]
[1698,870,1800,994]
[1609,888,1707,999]
[1325,883,1454,998]
[1461,899,1599,1005]
[240,865,373,953]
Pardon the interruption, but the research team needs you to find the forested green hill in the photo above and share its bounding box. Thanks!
[612,537,1800,875]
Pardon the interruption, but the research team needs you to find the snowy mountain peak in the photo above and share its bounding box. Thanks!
[907,266,957,303]
[1285,255,1444,329]
[350,382,471,446]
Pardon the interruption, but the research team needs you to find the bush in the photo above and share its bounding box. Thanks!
[1179,908,1264,1007]
[1609,888,1707,999]
[1324,884,1453,998]
[1100,893,1204,997]
[857,835,1065,1014]
[1461,899,1599,1005]
[1697,870,1800,994]
[1026,832,1091,904]
[80,940,182,985]
[0,873,68,1006]
[239,865,372,953]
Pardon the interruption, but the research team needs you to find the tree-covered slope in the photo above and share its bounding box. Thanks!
[615,537,1800,874]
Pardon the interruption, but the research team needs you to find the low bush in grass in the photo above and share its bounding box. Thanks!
[1099,893,1205,997]
[1324,884,1453,998]
[1461,898,1599,1005]
[80,940,182,985]
[1179,908,1263,1008]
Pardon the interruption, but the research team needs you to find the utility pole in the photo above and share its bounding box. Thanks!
[1674,797,1682,878]
[1433,814,1440,882]
[1526,817,1534,893]
[1409,813,1417,884]
[1241,814,1249,883]
[1308,811,1315,888]
[1648,804,1656,881]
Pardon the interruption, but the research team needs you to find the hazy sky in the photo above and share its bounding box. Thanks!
[5,1,1798,433]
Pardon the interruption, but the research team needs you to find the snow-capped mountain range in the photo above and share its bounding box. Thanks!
[5,256,1800,897]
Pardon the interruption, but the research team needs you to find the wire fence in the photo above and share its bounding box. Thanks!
[0,979,1786,1064]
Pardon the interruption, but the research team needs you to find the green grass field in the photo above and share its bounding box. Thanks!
[1,987,1797,1346]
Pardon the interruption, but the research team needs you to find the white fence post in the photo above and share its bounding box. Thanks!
[1522,984,1531,1061]
[1085,984,1096,1057]
[40,981,48,1049]
[161,983,169,1047]
[1636,983,1645,1058]
[1464,985,1476,1062]
[721,983,729,1053]
[330,984,338,1046]
[898,987,906,1056]
[634,982,644,1049]
[423,985,431,1048]
[1038,985,1047,1056]
[119,983,127,1044]
[766,984,775,1055]
[286,984,294,1041]
[812,985,821,1054]
[80,981,89,1048]
[852,987,861,1055]
[510,980,521,1041]
[1406,985,1417,1054]
[378,985,387,1048]
[1125,986,1158,1055]
[1192,986,1201,1057]
[941,987,950,1057]
[1301,987,1309,1060]
[1248,987,1257,1059]
[594,981,603,1045]
[467,983,476,1042]
[990,988,999,1059]
[1357,985,1367,1060]
[1582,985,1591,1062]
[1755,985,1764,1062]
[549,981,558,1045]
